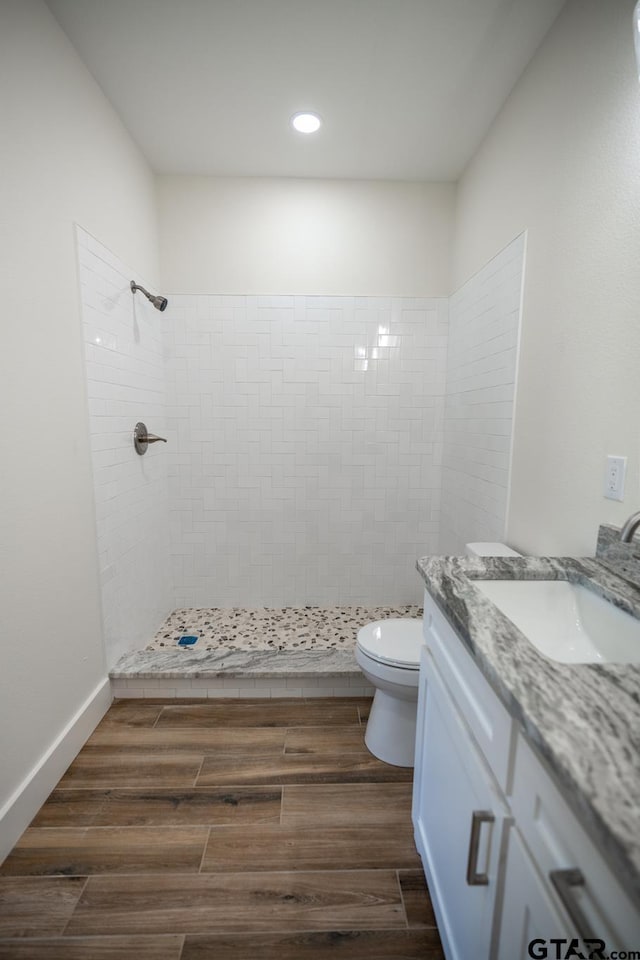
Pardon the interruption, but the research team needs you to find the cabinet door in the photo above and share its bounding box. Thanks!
[413,651,510,960]
[511,733,640,950]
[498,828,568,960]
[422,590,515,793]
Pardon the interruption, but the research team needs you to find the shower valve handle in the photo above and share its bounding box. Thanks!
[133,422,167,455]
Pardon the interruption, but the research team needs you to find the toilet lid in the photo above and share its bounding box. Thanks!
[357,618,423,668]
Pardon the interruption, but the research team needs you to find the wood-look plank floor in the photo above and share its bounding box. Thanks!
[0,697,444,959]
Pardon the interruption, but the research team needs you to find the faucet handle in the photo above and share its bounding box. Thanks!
[133,422,167,455]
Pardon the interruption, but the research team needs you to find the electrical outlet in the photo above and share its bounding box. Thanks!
[604,455,627,501]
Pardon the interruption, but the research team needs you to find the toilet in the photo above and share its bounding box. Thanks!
[357,541,521,767]
[356,618,424,767]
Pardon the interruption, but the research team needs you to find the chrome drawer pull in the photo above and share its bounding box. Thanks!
[466,810,495,885]
[549,868,597,941]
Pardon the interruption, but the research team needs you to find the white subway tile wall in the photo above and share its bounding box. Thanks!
[79,226,524,654]
[78,227,173,667]
[164,296,448,607]
[439,234,525,554]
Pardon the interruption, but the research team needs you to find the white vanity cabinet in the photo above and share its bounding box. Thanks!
[414,588,640,960]
[414,592,516,960]
[497,827,569,960]
[497,732,640,958]
[505,732,640,955]
[413,646,511,960]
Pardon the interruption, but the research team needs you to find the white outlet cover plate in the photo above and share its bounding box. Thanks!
[604,455,627,502]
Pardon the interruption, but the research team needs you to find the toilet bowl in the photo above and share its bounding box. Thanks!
[357,542,521,768]
[356,619,423,767]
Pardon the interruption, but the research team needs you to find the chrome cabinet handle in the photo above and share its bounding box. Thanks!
[550,869,597,941]
[133,422,167,455]
[466,810,495,885]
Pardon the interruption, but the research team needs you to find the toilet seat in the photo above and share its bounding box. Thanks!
[356,618,422,669]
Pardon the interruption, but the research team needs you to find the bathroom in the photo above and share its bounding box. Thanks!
[1,0,639,954]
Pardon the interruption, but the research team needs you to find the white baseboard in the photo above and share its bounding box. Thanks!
[111,676,375,699]
[0,677,112,863]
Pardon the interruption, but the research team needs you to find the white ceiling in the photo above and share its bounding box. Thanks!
[46,0,566,181]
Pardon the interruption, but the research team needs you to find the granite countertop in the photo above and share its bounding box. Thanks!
[416,549,640,903]
[110,647,363,679]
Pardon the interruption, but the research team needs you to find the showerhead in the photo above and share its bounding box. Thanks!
[130,281,168,312]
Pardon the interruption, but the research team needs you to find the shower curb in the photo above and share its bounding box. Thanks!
[109,648,375,699]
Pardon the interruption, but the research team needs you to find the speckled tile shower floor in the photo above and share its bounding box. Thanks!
[147,605,423,653]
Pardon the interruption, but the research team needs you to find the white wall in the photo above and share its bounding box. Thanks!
[0,0,159,857]
[452,0,640,556]
[157,177,455,297]
[78,229,172,667]
[440,235,524,554]
[165,294,447,606]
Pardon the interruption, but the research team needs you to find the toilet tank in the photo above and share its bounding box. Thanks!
[465,542,521,558]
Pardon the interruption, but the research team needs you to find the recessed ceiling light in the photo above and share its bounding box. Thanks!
[291,112,322,134]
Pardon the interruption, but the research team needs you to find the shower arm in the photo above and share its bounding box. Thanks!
[130,280,168,312]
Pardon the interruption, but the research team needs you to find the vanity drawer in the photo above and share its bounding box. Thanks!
[423,589,515,794]
[511,732,640,950]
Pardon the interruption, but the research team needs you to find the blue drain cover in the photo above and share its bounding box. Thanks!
[177,635,198,646]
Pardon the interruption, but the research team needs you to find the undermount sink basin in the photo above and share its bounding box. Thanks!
[474,579,640,664]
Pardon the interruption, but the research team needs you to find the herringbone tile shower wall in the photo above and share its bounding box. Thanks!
[164,295,448,607]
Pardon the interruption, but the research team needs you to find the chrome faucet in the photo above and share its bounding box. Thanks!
[620,510,640,543]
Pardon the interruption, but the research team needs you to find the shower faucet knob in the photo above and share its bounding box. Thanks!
[133,422,167,455]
